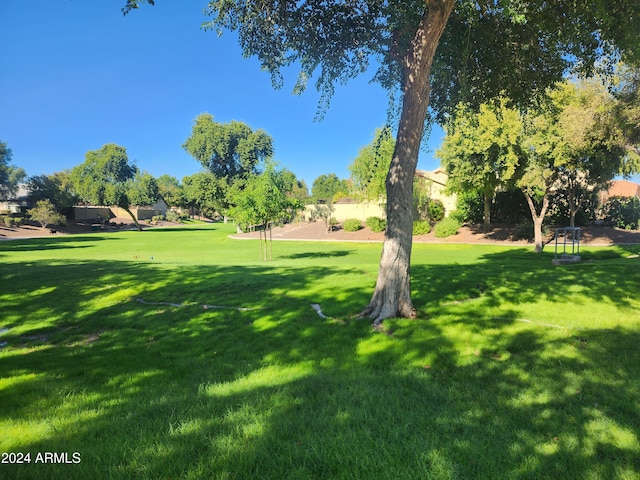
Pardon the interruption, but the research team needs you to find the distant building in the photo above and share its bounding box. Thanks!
[303,168,457,222]
[73,198,168,222]
[415,167,457,215]
[0,183,30,214]
[600,180,640,202]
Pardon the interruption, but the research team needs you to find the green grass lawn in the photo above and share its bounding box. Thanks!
[1,223,639,479]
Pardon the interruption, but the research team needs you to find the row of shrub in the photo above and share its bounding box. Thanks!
[342,215,463,238]
[1,216,22,227]
[147,210,188,225]
[455,188,640,229]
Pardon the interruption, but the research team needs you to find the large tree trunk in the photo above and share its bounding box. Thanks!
[523,193,549,253]
[483,187,492,232]
[567,186,580,228]
[569,207,577,228]
[123,206,142,231]
[566,176,576,227]
[360,0,454,325]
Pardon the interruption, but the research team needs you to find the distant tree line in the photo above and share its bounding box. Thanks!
[3,68,639,242]
[437,72,640,252]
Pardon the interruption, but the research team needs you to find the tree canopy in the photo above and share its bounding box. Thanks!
[27,199,66,229]
[311,173,349,203]
[0,140,26,201]
[437,98,524,230]
[183,113,273,182]
[349,127,395,203]
[440,78,638,251]
[229,162,299,260]
[612,65,640,174]
[156,174,183,208]
[124,0,640,323]
[27,171,78,217]
[182,171,228,219]
[552,80,632,226]
[71,143,158,230]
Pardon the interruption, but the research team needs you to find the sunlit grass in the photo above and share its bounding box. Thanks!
[0,223,639,479]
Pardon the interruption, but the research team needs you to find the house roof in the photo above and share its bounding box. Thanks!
[607,180,640,198]
[416,168,449,186]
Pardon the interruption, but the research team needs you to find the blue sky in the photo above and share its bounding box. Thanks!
[0,0,444,188]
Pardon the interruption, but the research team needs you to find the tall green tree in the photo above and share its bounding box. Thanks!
[183,113,273,183]
[27,199,66,230]
[128,171,160,210]
[289,176,310,204]
[156,174,183,208]
[0,141,26,201]
[349,127,395,203]
[554,80,629,227]
[437,99,525,231]
[612,64,640,172]
[27,170,78,217]
[71,144,158,230]
[229,161,299,260]
[125,0,640,323]
[517,89,574,253]
[311,173,349,203]
[182,171,227,219]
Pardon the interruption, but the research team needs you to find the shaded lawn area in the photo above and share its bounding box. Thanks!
[1,223,639,479]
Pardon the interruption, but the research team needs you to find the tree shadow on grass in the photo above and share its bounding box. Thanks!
[410,246,640,313]
[1,246,639,479]
[279,250,355,260]
[148,226,223,233]
[0,235,119,253]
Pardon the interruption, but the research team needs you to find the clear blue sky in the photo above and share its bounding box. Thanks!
[0,0,444,188]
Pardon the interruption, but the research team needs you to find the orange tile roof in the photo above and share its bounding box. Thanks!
[607,180,640,198]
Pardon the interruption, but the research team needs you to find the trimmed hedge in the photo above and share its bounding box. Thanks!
[434,217,461,238]
[366,216,386,233]
[412,220,431,235]
[343,218,362,232]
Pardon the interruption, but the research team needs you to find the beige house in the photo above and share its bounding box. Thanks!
[306,198,385,222]
[415,167,457,214]
[0,183,30,214]
[304,168,457,222]
[601,179,640,201]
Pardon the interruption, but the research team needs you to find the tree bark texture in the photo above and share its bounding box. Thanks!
[567,183,580,228]
[483,187,492,232]
[523,193,549,253]
[123,206,142,231]
[361,0,454,324]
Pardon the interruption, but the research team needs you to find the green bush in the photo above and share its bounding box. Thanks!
[165,210,181,222]
[412,220,431,235]
[343,218,362,232]
[151,215,164,225]
[514,221,549,240]
[448,209,466,224]
[365,216,386,232]
[428,199,446,223]
[601,196,640,229]
[3,216,13,227]
[434,217,461,238]
[514,221,534,240]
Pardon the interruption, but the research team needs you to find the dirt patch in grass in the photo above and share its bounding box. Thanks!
[3,218,638,246]
[232,221,640,246]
